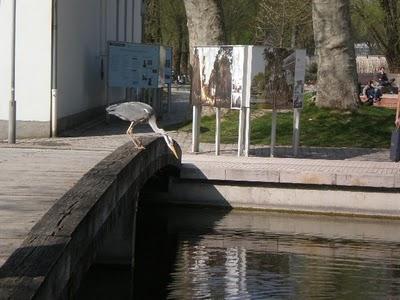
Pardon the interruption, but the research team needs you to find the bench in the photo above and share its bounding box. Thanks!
[360,93,399,109]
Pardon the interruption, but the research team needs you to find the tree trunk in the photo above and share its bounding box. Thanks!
[183,0,225,65]
[312,0,359,110]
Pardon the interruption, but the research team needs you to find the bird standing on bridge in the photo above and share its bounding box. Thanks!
[106,102,179,159]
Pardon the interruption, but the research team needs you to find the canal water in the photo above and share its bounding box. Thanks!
[78,205,400,299]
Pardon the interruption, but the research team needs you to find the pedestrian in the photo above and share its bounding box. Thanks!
[396,92,400,128]
[377,67,395,92]
[363,80,381,104]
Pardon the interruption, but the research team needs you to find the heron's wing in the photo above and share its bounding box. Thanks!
[106,102,154,123]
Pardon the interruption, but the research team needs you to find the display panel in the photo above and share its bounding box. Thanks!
[108,42,160,89]
[251,47,306,109]
[191,46,246,109]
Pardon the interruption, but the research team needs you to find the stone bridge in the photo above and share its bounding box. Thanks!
[0,137,181,299]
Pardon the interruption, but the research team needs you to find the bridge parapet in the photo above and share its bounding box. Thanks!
[0,136,180,299]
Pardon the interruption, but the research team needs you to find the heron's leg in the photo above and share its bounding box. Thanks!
[126,122,145,149]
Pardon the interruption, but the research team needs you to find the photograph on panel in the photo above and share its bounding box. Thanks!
[191,46,233,108]
[264,47,295,109]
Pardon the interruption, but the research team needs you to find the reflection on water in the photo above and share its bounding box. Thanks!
[78,205,400,299]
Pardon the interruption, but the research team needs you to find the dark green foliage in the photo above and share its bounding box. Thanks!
[352,0,400,71]
[255,0,314,51]
[305,62,318,84]
[219,0,260,44]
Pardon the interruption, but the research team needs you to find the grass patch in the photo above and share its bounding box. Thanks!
[178,97,396,148]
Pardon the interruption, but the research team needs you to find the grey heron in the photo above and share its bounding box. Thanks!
[106,102,179,159]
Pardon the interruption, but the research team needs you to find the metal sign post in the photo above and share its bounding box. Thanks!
[270,106,277,157]
[293,108,301,156]
[9,0,17,144]
[192,105,201,152]
[215,107,221,155]
[292,49,306,156]
[244,107,251,157]
[238,107,246,156]
[243,46,253,157]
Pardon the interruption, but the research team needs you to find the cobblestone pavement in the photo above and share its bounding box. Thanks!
[0,121,392,162]
[0,87,395,162]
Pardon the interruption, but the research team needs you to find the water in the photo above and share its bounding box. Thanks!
[78,205,400,299]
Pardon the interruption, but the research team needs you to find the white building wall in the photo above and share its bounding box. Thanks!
[0,0,52,122]
[0,0,142,137]
[57,0,142,120]
[57,0,104,119]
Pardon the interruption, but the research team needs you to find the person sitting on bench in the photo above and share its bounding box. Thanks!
[363,80,382,104]
[377,67,395,87]
[396,93,400,127]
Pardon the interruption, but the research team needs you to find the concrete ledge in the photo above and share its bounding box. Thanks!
[153,179,400,218]
[181,155,400,189]
[0,137,181,299]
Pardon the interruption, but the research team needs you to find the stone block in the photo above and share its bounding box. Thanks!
[279,170,336,185]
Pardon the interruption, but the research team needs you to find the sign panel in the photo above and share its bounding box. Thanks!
[250,47,306,109]
[191,46,246,109]
[108,41,160,88]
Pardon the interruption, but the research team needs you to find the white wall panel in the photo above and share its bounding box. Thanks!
[0,0,52,122]
[57,0,103,118]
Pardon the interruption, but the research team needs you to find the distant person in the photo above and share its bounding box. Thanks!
[377,67,395,87]
[363,80,382,104]
[396,92,400,127]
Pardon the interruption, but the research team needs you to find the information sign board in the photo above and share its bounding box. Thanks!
[108,41,160,88]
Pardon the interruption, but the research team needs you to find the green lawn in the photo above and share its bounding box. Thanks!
[177,96,397,148]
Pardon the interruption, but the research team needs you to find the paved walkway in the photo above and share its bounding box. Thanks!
[0,91,399,271]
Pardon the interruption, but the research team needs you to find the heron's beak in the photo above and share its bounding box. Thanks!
[170,144,179,159]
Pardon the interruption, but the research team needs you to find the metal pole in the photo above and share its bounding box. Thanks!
[215,107,221,155]
[270,108,277,157]
[51,0,58,137]
[192,105,200,152]
[131,0,135,43]
[116,0,120,40]
[293,108,301,157]
[105,2,110,122]
[124,0,129,101]
[238,108,245,156]
[105,42,110,123]
[244,107,251,157]
[9,0,17,144]
[124,0,127,41]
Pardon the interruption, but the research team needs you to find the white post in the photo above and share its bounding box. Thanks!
[242,46,253,157]
[9,0,17,144]
[116,0,120,40]
[51,0,58,137]
[238,108,245,156]
[215,107,221,155]
[270,108,277,157]
[293,108,301,157]
[244,107,251,157]
[292,49,306,157]
[192,105,201,152]
[105,42,110,123]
